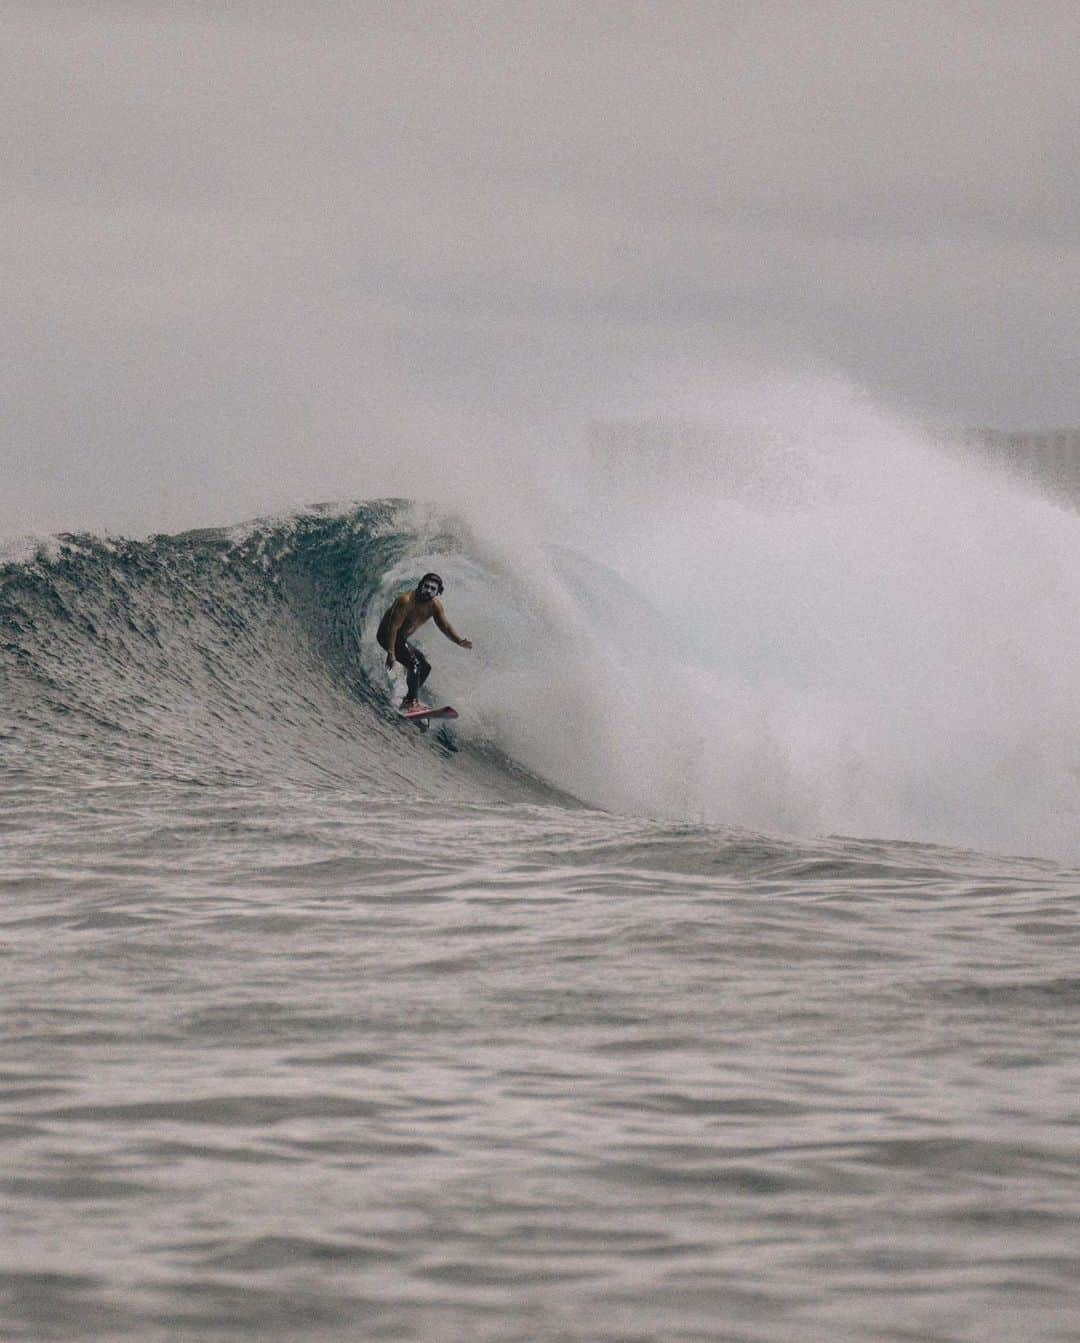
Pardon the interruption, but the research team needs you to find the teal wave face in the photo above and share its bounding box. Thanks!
[0,503,564,806]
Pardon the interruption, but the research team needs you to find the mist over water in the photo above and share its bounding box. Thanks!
[403,376,1080,860]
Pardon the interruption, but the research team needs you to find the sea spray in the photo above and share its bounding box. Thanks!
[443,375,1080,858]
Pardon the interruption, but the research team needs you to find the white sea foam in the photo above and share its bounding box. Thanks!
[418,374,1080,859]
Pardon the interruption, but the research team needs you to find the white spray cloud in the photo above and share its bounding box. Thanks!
[406,373,1080,859]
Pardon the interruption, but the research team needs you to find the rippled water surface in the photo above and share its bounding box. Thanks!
[4,775,1079,1342]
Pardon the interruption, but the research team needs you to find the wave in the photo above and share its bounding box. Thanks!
[6,380,1080,859]
[0,501,567,805]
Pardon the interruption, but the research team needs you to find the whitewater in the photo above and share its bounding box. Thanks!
[3,390,1080,1342]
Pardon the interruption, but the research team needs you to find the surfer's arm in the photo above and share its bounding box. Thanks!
[384,597,408,667]
[434,603,472,649]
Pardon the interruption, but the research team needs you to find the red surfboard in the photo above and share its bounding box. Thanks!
[398,704,459,725]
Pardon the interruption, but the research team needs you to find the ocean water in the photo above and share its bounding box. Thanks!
[4,440,1080,1342]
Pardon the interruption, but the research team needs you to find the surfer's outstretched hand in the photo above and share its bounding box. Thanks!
[458,638,473,650]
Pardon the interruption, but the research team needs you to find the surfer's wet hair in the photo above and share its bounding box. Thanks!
[418,572,444,595]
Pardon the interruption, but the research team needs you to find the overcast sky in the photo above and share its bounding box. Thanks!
[4,0,1079,535]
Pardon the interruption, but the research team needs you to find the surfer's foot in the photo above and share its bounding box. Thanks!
[401,697,418,710]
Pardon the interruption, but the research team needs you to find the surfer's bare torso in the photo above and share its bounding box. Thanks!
[381,591,470,661]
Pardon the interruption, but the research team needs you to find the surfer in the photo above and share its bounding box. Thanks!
[376,572,472,710]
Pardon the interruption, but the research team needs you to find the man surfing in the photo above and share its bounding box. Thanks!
[376,572,472,711]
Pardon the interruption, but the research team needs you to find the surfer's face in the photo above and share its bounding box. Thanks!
[417,579,440,602]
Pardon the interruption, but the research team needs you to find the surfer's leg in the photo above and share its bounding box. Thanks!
[397,638,430,704]
[413,647,431,694]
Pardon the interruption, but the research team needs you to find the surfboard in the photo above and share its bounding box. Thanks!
[398,704,459,724]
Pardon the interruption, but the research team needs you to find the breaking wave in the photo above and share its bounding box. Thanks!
[5,381,1080,859]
